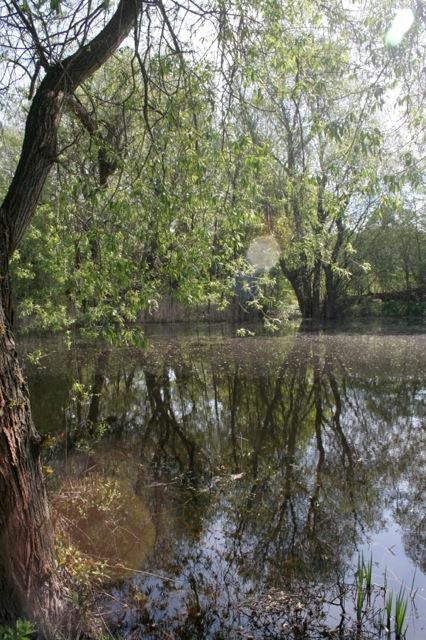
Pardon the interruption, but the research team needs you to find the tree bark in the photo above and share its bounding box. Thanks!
[280,259,314,319]
[0,0,143,628]
[323,264,339,319]
[312,255,321,321]
[0,298,61,631]
[322,213,345,320]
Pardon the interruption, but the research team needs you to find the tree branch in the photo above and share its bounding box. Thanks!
[1,0,143,257]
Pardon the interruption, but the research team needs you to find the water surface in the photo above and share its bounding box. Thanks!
[22,324,426,638]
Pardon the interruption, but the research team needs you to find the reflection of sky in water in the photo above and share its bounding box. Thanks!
[354,511,426,637]
[23,327,426,638]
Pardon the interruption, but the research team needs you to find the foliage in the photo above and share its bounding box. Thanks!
[350,202,426,296]
[395,587,408,638]
[346,299,426,319]
[1,0,425,332]
[52,474,155,571]
[7,53,262,339]
[219,0,425,319]
[0,620,35,640]
[55,536,108,593]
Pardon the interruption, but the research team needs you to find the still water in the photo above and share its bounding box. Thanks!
[23,323,426,639]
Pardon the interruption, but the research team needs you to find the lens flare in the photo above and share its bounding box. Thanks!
[247,235,280,272]
[385,8,415,47]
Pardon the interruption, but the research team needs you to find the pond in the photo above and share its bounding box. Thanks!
[22,323,426,639]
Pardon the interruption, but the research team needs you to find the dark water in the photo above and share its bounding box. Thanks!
[22,324,426,638]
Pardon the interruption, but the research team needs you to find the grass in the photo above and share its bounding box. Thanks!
[365,553,373,603]
[409,567,418,602]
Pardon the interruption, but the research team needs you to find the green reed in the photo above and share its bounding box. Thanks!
[395,587,408,639]
[385,592,392,633]
[365,553,373,603]
[356,555,365,622]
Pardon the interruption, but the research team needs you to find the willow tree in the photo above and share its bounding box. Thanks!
[229,0,422,319]
[8,53,261,337]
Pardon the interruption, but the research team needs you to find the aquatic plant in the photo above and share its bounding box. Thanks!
[56,535,108,592]
[365,553,373,603]
[409,568,418,602]
[356,555,365,622]
[355,553,373,620]
[395,587,408,639]
[385,592,393,633]
[353,552,412,639]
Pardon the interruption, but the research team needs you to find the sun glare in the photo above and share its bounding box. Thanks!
[247,235,280,272]
[385,8,415,47]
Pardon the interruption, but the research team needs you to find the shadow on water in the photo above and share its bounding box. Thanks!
[22,325,426,638]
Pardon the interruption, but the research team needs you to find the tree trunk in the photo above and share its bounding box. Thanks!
[323,265,339,320]
[0,0,143,627]
[0,295,62,632]
[280,260,314,319]
[312,256,321,321]
[322,213,346,320]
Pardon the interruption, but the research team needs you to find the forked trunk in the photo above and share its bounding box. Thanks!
[281,260,315,320]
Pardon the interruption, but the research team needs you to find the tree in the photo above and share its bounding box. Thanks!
[351,196,426,296]
[6,51,262,336]
[236,2,385,319]
[227,0,424,320]
[0,0,424,629]
[0,0,147,629]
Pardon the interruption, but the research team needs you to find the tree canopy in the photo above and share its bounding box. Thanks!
[1,0,424,329]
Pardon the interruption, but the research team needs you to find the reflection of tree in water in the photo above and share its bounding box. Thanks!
[397,477,426,574]
[213,338,370,589]
[336,336,426,574]
[27,332,426,637]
